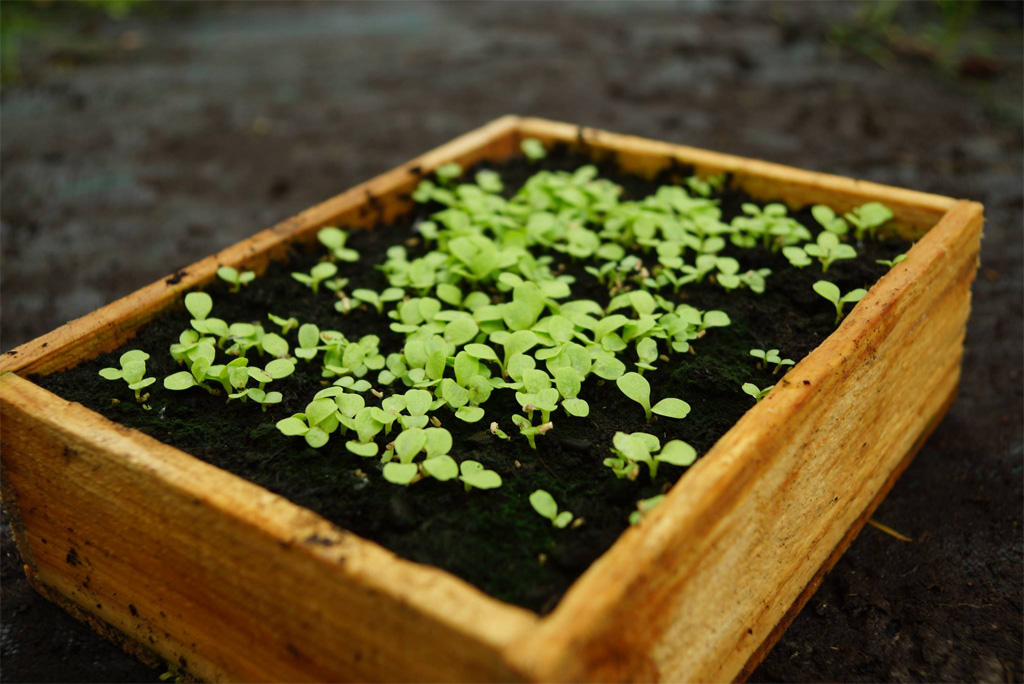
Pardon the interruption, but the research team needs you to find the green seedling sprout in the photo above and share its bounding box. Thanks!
[99,350,155,405]
[276,396,342,449]
[435,162,463,186]
[742,382,774,403]
[553,366,589,417]
[844,202,893,242]
[811,205,848,236]
[294,323,320,361]
[291,261,338,294]
[351,287,405,314]
[511,414,552,450]
[490,421,510,440]
[317,227,360,262]
[216,266,255,292]
[876,253,907,269]
[813,280,867,325]
[803,231,857,273]
[458,460,502,491]
[521,138,547,161]
[267,313,298,335]
[529,490,573,529]
[629,494,666,525]
[615,372,690,422]
[749,348,794,374]
[184,292,229,340]
[634,337,659,374]
[781,246,813,269]
[604,432,697,480]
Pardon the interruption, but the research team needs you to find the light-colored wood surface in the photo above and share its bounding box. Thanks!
[503,198,982,682]
[0,116,982,682]
[0,372,536,683]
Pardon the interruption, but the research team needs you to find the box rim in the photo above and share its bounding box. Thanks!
[0,115,983,682]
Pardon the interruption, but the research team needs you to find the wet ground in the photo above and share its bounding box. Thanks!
[1,2,1021,682]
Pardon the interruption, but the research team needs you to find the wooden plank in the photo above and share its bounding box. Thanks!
[0,115,521,378]
[504,200,982,682]
[0,374,536,682]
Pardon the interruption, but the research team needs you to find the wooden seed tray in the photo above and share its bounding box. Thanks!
[0,116,983,682]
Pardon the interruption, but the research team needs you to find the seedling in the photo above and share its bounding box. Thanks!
[616,372,690,422]
[553,366,589,417]
[99,350,155,404]
[184,292,229,340]
[782,246,813,269]
[216,266,255,292]
[351,287,405,314]
[634,337,659,374]
[629,494,666,525]
[521,138,547,161]
[291,261,338,294]
[604,432,697,480]
[294,323,321,361]
[511,414,552,450]
[877,253,907,269]
[813,280,867,325]
[458,460,502,491]
[811,205,848,236]
[742,382,774,403]
[529,490,573,529]
[802,231,857,272]
[435,162,463,185]
[317,227,360,262]
[749,348,795,374]
[844,202,893,241]
[267,313,298,334]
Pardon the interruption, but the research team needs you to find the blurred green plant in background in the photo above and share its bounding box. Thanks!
[1,0,142,84]
[828,0,998,73]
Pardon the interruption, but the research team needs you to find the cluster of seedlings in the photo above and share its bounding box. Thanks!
[99,139,904,527]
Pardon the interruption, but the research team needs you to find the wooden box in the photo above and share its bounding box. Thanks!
[0,116,983,682]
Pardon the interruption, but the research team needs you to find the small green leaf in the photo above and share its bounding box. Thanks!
[346,441,379,457]
[422,455,458,481]
[651,398,690,419]
[163,372,196,390]
[185,292,212,320]
[657,440,697,467]
[529,489,558,521]
[455,405,485,422]
[383,462,419,486]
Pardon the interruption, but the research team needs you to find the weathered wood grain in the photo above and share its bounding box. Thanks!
[1,373,535,682]
[503,200,982,683]
[0,116,982,682]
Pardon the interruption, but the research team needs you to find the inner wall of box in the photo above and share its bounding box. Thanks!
[27,126,943,377]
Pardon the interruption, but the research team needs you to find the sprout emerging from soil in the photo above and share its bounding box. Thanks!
[458,460,502,492]
[616,372,690,422]
[845,202,894,242]
[813,280,867,325]
[742,382,775,403]
[529,490,573,529]
[317,227,360,263]
[876,253,908,269]
[217,266,256,292]
[292,262,338,294]
[521,138,547,161]
[99,350,155,405]
[749,348,795,374]
[629,494,666,525]
[604,431,697,480]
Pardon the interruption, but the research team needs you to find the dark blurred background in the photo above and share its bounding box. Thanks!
[1,1,1021,682]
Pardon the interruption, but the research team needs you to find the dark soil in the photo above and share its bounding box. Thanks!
[35,148,907,614]
[2,3,1020,683]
